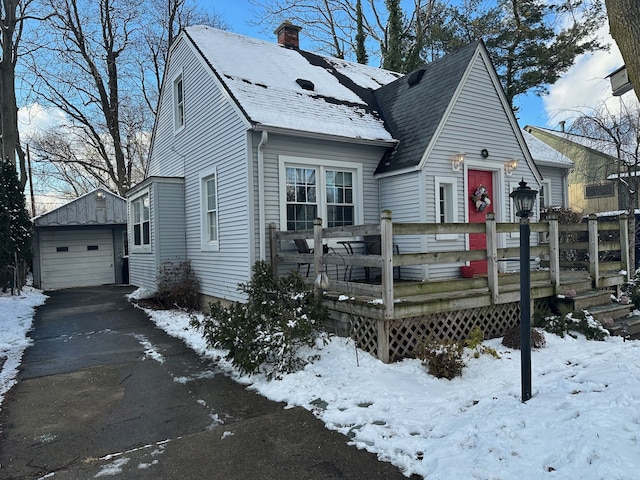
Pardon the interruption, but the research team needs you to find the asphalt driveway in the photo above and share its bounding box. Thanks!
[0,286,413,479]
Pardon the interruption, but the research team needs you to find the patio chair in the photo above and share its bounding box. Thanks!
[365,236,401,282]
[294,238,336,279]
[294,238,313,277]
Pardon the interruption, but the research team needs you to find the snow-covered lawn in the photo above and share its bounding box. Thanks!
[0,287,48,405]
[2,287,640,479]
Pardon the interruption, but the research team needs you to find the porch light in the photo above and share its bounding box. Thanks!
[505,158,518,175]
[96,191,106,199]
[452,152,465,171]
[510,179,537,218]
[510,179,538,403]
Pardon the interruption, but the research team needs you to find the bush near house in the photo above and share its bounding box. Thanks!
[155,260,201,310]
[191,261,329,380]
[533,309,609,341]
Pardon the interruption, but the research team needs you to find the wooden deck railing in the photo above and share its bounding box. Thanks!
[270,211,631,319]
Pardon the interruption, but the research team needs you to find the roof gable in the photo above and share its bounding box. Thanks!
[183,25,401,144]
[34,188,126,226]
[372,42,480,174]
[522,129,573,168]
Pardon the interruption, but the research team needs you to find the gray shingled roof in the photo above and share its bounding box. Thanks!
[373,41,481,174]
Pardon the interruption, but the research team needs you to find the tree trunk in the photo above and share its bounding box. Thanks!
[605,0,640,94]
[0,0,27,189]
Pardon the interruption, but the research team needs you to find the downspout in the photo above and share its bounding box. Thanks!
[257,131,268,260]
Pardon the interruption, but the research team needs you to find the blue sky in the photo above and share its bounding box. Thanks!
[213,0,629,131]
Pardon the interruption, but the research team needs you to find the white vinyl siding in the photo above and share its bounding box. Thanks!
[40,230,114,289]
[537,165,567,208]
[146,37,251,302]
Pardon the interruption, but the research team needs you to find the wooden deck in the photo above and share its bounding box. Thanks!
[270,211,632,362]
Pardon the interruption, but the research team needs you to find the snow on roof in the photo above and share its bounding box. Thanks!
[522,129,573,168]
[184,26,398,143]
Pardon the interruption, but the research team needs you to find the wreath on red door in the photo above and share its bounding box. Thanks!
[471,185,491,212]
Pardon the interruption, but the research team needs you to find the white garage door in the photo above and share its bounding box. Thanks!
[40,230,115,290]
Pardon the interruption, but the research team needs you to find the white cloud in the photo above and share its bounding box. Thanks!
[18,103,67,140]
[543,25,639,126]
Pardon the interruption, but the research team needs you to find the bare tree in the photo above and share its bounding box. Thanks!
[138,0,228,116]
[24,0,226,197]
[571,100,640,268]
[251,0,440,64]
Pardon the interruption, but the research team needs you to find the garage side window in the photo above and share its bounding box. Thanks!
[132,193,150,250]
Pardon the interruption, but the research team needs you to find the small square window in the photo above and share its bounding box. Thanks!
[87,245,99,251]
[56,246,69,252]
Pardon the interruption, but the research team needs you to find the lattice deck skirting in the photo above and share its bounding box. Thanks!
[345,298,552,362]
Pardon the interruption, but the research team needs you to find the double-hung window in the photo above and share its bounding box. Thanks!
[131,192,150,251]
[173,73,184,131]
[281,157,361,231]
[201,169,219,250]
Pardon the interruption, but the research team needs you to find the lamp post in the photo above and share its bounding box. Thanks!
[510,179,538,403]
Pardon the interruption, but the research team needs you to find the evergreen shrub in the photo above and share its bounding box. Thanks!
[190,261,328,380]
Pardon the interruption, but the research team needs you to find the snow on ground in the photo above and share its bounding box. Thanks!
[2,287,640,478]
[0,287,48,406]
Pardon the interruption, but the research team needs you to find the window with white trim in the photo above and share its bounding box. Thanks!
[201,170,219,250]
[173,73,184,131]
[540,180,552,209]
[131,192,150,251]
[434,177,458,240]
[280,157,361,231]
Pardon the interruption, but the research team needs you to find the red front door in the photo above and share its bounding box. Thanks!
[468,170,494,274]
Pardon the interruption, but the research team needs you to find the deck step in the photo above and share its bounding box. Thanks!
[555,290,615,313]
[587,302,634,323]
[606,316,640,338]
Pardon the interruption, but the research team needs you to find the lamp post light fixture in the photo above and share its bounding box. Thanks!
[509,179,538,403]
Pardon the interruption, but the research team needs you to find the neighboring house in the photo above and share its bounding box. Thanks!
[32,188,128,290]
[521,129,573,209]
[127,23,542,303]
[525,125,624,214]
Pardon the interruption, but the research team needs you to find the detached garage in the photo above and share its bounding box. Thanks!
[32,189,128,290]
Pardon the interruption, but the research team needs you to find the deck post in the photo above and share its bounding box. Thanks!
[378,210,394,363]
[548,214,560,294]
[269,223,278,276]
[619,213,631,282]
[313,218,325,292]
[485,213,499,303]
[588,214,599,288]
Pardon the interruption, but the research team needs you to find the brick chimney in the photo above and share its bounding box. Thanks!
[275,21,302,49]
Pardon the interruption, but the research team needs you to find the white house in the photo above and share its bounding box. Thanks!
[127,23,542,303]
